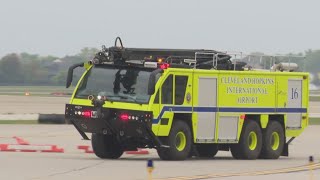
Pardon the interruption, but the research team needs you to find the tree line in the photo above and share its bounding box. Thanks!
[0,48,319,86]
[0,48,98,86]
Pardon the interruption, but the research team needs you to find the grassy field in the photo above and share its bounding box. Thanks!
[0,86,74,96]
[310,96,320,101]
[309,117,320,125]
[0,120,38,124]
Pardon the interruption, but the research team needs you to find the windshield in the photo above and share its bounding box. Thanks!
[75,65,152,104]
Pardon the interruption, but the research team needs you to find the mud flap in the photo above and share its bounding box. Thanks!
[143,123,169,149]
[70,120,90,140]
[282,137,295,156]
[281,143,289,156]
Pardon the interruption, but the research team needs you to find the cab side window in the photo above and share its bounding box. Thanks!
[161,75,173,104]
[175,76,188,105]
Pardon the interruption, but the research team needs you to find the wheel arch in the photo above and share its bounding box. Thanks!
[245,114,261,127]
[268,114,285,129]
[244,114,285,130]
[173,113,193,132]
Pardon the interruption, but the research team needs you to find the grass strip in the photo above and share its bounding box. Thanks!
[310,96,320,102]
[0,120,38,124]
[309,117,320,125]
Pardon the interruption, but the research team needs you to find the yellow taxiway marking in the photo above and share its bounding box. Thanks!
[156,163,320,180]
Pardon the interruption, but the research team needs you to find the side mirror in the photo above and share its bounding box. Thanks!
[66,63,84,88]
[148,69,163,95]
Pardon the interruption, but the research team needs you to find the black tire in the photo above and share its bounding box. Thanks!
[91,133,124,159]
[157,120,192,160]
[259,121,285,159]
[230,120,262,160]
[195,144,218,158]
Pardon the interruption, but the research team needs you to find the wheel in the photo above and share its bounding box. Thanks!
[157,120,192,160]
[91,133,124,159]
[259,121,284,159]
[195,144,218,158]
[231,120,262,159]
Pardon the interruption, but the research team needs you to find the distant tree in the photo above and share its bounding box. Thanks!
[0,53,24,84]
[313,73,320,86]
[78,47,99,61]
[305,49,320,73]
[20,53,40,62]
[40,55,59,63]
[22,60,41,84]
[51,71,67,85]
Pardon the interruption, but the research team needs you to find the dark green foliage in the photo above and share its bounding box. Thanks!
[0,47,97,85]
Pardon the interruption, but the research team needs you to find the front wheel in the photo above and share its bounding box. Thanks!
[91,133,123,159]
[157,120,192,160]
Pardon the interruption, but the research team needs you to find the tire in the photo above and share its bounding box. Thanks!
[157,120,192,160]
[91,133,124,159]
[259,121,285,159]
[231,120,262,160]
[195,144,218,158]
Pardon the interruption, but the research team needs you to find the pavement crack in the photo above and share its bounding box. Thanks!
[29,161,105,180]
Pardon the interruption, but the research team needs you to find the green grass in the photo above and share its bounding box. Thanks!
[310,96,320,102]
[0,86,74,96]
[309,118,320,125]
[0,120,38,124]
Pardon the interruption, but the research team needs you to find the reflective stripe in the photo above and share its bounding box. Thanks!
[152,106,307,124]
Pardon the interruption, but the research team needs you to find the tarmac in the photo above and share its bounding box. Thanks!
[0,124,319,180]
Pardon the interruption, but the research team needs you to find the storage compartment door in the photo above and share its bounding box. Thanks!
[196,77,217,143]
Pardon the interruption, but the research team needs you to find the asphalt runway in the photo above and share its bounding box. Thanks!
[0,125,319,180]
[0,95,69,114]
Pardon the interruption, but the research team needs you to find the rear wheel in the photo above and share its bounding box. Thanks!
[231,120,262,159]
[195,144,218,158]
[91,133,124,159]
[260,121,284,159]
[157,120,192,160]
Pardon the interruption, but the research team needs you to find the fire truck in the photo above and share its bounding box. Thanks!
[65,37,309,160]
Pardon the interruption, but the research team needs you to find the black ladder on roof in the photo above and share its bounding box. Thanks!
[107,47,234,70]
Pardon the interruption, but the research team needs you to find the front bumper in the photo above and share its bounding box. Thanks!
[65,104,153,136]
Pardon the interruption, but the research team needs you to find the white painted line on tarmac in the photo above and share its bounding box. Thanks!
[8,145,52,151]
[310,113,320,118]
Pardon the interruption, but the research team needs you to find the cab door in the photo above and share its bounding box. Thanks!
[151,89,161,134]
[157,74,174,136]
[157,72,192,136]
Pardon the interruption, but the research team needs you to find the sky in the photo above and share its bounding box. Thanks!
[0,0,319,58]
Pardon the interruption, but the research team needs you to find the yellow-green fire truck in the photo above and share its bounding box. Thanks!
[65,37,309,160]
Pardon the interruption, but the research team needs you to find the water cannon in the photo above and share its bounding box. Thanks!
[90,37,129,65]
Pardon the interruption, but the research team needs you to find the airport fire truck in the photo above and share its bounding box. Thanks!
[65,37,309,160]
